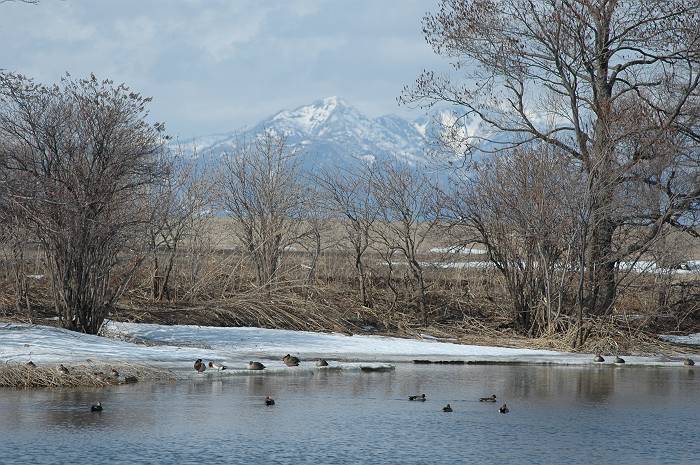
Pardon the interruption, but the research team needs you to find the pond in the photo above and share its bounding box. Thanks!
[1,365,698,464]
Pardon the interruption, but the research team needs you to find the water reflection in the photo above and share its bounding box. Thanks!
[1,365,699,465]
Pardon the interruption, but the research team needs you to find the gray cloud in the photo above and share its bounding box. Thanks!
[0,0,449,137]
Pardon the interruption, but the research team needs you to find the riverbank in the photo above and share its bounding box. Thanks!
[0,361,174,389]
[1,321,697,389]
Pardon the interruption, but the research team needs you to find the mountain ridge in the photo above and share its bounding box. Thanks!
[175,96,443,170]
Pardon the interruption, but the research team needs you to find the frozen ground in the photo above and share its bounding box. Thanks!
[0,322,695,373]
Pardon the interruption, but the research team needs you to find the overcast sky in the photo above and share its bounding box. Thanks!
[0,0,449,138]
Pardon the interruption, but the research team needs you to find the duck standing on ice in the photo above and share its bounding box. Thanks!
[193,359,206,373]
[208,361,227,371]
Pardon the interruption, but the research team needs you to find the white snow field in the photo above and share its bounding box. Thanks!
[2,321,696,373]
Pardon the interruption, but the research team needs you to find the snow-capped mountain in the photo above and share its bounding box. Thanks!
[176,97,450,171]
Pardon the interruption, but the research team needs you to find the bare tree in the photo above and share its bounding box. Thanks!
[402,0,700,317]
[317,162,379,307]
[217,131,308,289]
[0,73,166,334]
[371,160,442,326]
[444,144,583,335]
[148,152,214,301]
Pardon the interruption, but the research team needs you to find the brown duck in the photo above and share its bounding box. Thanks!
[282,354,300,367]
[409,394,426,401]
[193,359,206,373]
[480,394,497,402]
[248,361,265,370]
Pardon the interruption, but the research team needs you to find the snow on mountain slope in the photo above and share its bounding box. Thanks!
[175,97,473,170]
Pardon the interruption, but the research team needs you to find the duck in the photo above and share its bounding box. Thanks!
[91,402,103,412]
[193,359,206,373]
[282,354,300,367]
[208,361,227,371]
[684,358,695,366]
[111,368,120,378]
[442,404,453,412]
[614,356,625,364]
[265,396,275,406]
[480,394,497,402]
[26,361,36,368]
[409,394,426,401]
[594,355,605,363]
[316,359,329,367]
[58,364,69,375]
[499,403,510,414]
[248,361,265,370]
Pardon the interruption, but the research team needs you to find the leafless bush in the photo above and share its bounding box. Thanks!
[0,73,166,334]
[217,131,311,290]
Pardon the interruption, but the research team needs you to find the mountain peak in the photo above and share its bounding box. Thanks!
[182,97,436,170]
[315,95,346,109]
[270,96,356,134]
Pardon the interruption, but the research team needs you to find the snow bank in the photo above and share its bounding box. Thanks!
[1,322,695,371]
[102,322,691,366]
[0,323,217,367]
[659,333,700,346]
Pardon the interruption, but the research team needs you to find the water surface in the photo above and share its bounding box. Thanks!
[1,365,698,464]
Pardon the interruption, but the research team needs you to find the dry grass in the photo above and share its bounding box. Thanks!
[0,362,175,389]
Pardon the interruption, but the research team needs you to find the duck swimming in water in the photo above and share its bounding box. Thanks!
[193,359,206,373]
[442,404,453,412]
[499,403,510,414]
[409,394,426,401]
[91,402,103,412]
[480,394,497,402]
[248,361,265,370]
[208,361,227,371]
[265,396,275,406]
[316,359,329,367]
[282,354,300,366]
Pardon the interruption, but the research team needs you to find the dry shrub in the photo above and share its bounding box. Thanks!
[0,362,174,389]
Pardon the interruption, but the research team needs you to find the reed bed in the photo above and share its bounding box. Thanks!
[0,361,175,389]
